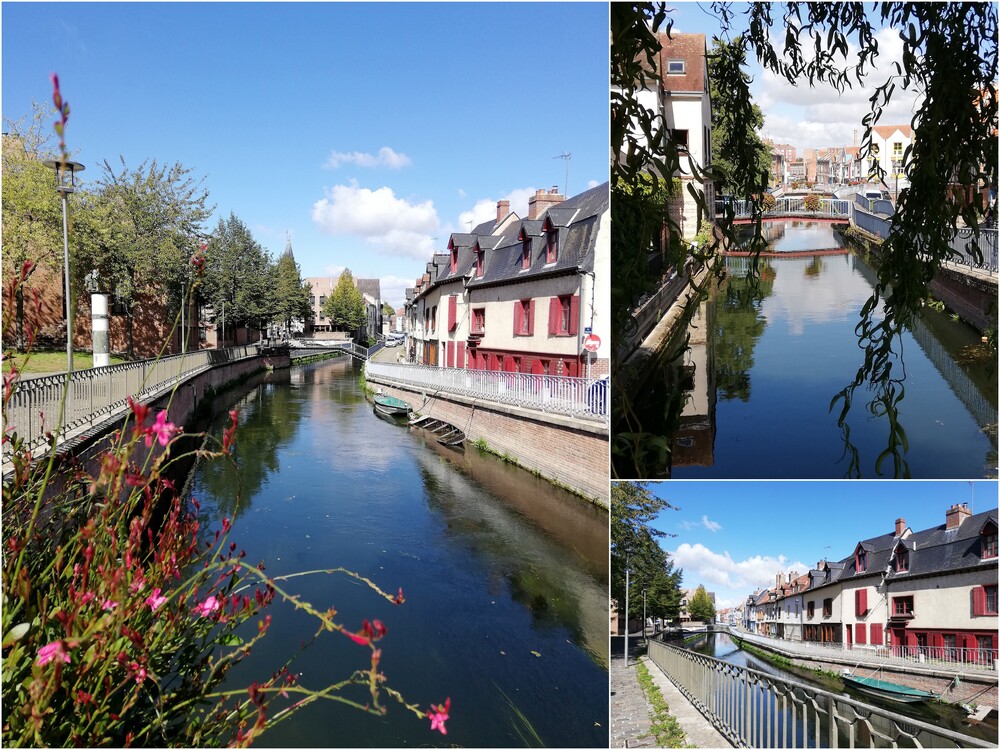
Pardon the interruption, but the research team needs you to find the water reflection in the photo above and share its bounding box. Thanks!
[187,358,609,747]
[618,221,996,478]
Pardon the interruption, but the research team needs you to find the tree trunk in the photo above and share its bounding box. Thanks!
[15,286,25,353]
[126,309,135,359]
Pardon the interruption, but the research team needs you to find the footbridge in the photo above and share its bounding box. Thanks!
[718,197,853,222]
[286,339,383,361]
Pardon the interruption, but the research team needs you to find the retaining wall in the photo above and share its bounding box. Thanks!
[364,377,609,508]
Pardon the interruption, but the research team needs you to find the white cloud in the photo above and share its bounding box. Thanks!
[457,186,537,232]
[324,146,412,170]
[312,182,440,260]
[587,179,600,189]
[701,515,722,532]
[669,542,809,593]
[379,274,416,309]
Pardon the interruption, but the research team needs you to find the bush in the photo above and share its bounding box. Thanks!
[803,194,821,212]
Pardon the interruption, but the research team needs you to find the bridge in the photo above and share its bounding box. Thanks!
[717,197,853,222]
[285,338,383,361]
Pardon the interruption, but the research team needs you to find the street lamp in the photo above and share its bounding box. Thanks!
[643,589,648,647]
[624,551,630,666]
[42,158,85,373]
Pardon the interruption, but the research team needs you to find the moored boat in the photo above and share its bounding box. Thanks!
[373,394,412,417]
[842,674,938,704]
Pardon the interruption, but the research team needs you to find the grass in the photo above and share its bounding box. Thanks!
[635,660,690,748]
[2,350,127,374]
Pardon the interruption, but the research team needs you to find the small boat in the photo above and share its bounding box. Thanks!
[373,394,412,418]
[842,674,938,703]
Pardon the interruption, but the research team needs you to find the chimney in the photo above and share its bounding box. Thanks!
[776,572,783,589]
[496,200,510,225]
[528,187,565,220]
[895,517,906,536]
[946,503,972,530]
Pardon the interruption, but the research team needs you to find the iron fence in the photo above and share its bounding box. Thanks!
[731,626,998,675]
[364,361,609,425]
[3,345,261,458]
[948,227,999,274]
[852,204,893,239]
[854,193,896,217]
[649,639,994,748]
[716,198,852,219]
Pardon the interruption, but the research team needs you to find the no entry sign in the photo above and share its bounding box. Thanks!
[583,333,601,352]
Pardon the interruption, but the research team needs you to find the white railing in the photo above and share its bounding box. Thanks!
[3,345,261,458]
[716,198,852,218]
[730,625,998,674]
[364,361,609,424]
[650,639,994,748]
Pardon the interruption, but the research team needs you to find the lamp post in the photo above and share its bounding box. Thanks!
[624,553,630,666]
[83,270,109,367]
[643,588,648,647]
[42,158,85,373]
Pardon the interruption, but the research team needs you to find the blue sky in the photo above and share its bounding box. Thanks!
[2,2,609,307]
[666,2,924,152]
[645,481,999,610]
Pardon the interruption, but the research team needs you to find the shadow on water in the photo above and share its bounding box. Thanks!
[681,632,997,745]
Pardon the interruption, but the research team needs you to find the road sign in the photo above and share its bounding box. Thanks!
[584,326,592,334]
[583,333,601,352]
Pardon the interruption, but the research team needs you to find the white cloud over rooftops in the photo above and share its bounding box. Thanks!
[669,542,809,593]
[324,146,412,169]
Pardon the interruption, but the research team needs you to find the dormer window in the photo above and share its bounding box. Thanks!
[475,245,484,278]
[521,236,531,270]
[894,545,908,572]
[667,59,685,74]
[449,244,458,274]
[982,522,998,559]
[856,547,868,573]
[544,220,558,264]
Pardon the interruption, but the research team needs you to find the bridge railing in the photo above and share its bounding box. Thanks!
[854,193,896,217]
[649,639,994,748]
[716,198,852,219]
[3,345,261,458]
[364,361,609,424]
[948,227,999,274]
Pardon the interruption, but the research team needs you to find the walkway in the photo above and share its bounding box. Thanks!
[611,654,730,748]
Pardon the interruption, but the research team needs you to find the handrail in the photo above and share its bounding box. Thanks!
[649,639,994,748]
[364,361,609,425]
[3,345,261,458]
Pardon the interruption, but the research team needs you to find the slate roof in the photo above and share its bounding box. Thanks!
[356,278,381,301]
[467,181,609,290]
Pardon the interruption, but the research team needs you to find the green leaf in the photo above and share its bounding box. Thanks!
[2,622,30,648]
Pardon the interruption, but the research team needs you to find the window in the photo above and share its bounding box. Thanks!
[666,59,685,74]
[319,296,326,320]
[855,588,868,617]
[430,305,437,333]
[450,246,458,274]
[973,585,998,615]
[545,223,558,264]
[807,601,815,620]
[892,596,914,617]
[513,300,534,336]
[471,308,485,334]
[870,623,883,646]
[447,296,457,332]
[669,129,689,151]
[521,237,531,269]
[892,141,903,158]
[823,598,832,618]
[895,546,909,572]
[475,246,484,277]
[548,295,578,336]
[983,527,998,558]
[856,548,868,573]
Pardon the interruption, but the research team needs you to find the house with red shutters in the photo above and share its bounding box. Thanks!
[406,182,610,378]
[764,504,997,664]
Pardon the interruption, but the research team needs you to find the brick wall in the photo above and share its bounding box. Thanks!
[369,379,609,508]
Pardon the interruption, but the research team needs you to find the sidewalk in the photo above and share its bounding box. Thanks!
[611,653,730,748]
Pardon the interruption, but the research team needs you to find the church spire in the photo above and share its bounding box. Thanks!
[283,232,294,260]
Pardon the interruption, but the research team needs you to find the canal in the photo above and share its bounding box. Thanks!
[621,220,997,478]
[679,630,996,746]
[186,357,610,747]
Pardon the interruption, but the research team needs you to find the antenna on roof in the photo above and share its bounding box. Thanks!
[553,152,571,197]
[970,480,974,513]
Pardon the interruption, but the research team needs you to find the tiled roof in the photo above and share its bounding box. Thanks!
[657,33,707,93]
[872,124,913,140]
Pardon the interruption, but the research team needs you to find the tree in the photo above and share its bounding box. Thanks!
[613,3,997,477]
[202,213,276,338]
[1,103,70,351]
[323,269,367,336]
[688,585,716,623]
[92,158,212,357]
[611,482,684,624]
[272,252,311,336]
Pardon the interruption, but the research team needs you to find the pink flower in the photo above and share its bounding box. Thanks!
[129,661,147,684]
[194,595,220,617]
[146,588,168,612]
[36,641,71,666]
[146,411,178,448]
[428,697,451,735]
[102,599,118,611]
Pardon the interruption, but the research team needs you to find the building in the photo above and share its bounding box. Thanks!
[680,587,717,623]
[657,32,715,239]
[865,124,912,188]
[406,183,610,378]
[302,274,381,341]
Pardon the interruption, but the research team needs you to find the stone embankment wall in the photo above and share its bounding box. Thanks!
[365,379,609,509]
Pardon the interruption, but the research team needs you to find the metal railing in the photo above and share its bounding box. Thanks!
[948,227,999,274]
[364,361,609,424]
[852,203,893,239]
[717,198,852,219]
[649,639,994,748]
[854,193,896,217]
[3,345,261,457]
[731,626,999,674]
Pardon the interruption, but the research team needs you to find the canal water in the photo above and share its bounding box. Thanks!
[629,220,997,478]
[679,631,996,746]
[186,357,610,747]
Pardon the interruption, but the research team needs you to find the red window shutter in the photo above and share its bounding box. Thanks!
[513,302,523,335]
[448,296,457,331]
[548,298,560,334]
[870,623,883,645]
[856,588,867,616]
[446,341,455,368]
[568,295,580,336]
[457,341,465,368]
[527,300,535,335]
[973,586,987,616]
[855,623,867,645]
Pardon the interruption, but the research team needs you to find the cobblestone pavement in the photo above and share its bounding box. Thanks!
[610,655,656,748]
